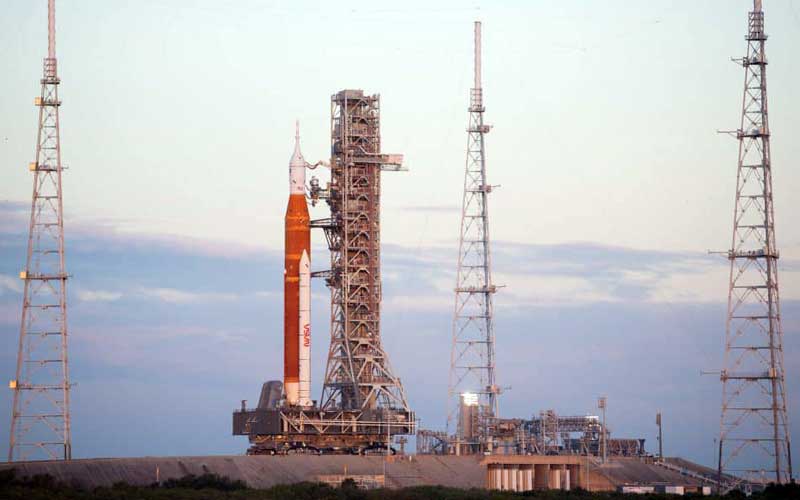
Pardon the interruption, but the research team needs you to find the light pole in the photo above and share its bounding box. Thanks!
[598,397,607,464]
[656,412,663,461]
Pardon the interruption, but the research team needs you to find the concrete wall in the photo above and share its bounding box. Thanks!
[0,454,716,492]
[483,456,585,492]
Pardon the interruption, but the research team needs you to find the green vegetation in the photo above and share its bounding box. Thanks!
[0,469,797,500]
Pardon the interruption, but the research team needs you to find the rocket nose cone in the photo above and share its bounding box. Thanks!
[300,249,310,269]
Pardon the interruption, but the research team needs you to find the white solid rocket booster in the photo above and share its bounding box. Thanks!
[298,249,311,407]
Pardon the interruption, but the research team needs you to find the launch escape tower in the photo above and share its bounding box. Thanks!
[8,0,72,462]
[717,0,792,490]
[318,90,411,414]
[446,21,500,454]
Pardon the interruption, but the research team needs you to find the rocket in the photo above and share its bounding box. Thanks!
[284,122,311,407]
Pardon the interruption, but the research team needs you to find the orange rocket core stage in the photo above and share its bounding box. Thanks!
[284,193,310,403]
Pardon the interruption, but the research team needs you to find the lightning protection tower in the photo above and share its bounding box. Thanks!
[718,0,792,490]
[446,21,499,454]
[8,0,72,462]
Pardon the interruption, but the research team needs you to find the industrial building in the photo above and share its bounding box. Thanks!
[419,408,645,459]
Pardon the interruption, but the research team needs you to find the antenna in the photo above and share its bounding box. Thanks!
[717,0,792,491]
[473,21,481,92]
[9,0,72,461]
[446,21,499,455]
[48,0,55,59]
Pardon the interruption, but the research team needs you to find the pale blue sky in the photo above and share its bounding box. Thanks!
[1,0,799,471]
[2,0,799,253]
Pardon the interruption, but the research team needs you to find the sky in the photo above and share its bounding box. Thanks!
[1,0,799,473]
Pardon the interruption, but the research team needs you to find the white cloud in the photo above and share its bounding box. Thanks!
[0,303,19,325]
[77,289,123,302]
[138,287,237,304]
[0,274,23,295]
[384,294,452,312]
[383,242,772,307]
[496,273,622,307]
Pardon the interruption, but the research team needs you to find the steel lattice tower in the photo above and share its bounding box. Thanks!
[718,0,792,489]
[8,0,72,462]
[446,21,499,451]
[318,90,411,413]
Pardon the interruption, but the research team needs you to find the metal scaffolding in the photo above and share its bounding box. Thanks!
[234,91,415,455]
[8,0,72,462]
[446,21,499,453]
[718,0,792,490]
[318,90,411,414]
[420,407,646,458]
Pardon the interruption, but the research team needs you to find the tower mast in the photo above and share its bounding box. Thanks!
[318,90,411,414]
[718,0,792,490]
[8,0,72,462]
[446,21,499,454]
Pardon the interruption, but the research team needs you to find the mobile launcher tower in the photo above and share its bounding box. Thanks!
[233,90,415,454]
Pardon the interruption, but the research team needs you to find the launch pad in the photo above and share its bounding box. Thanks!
[233,90,415,454]
[233,405,415,455]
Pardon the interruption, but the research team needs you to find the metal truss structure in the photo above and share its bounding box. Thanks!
[234,91,415,454]
[717,0,792,490]
[8,0,72,462]
[523,411,604,456]
[420,409,645,458]
[417,429,449,455]
[233,404,415,455]
[447,21,499,451]
[606,439,647,457]
[317,90,411,415]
